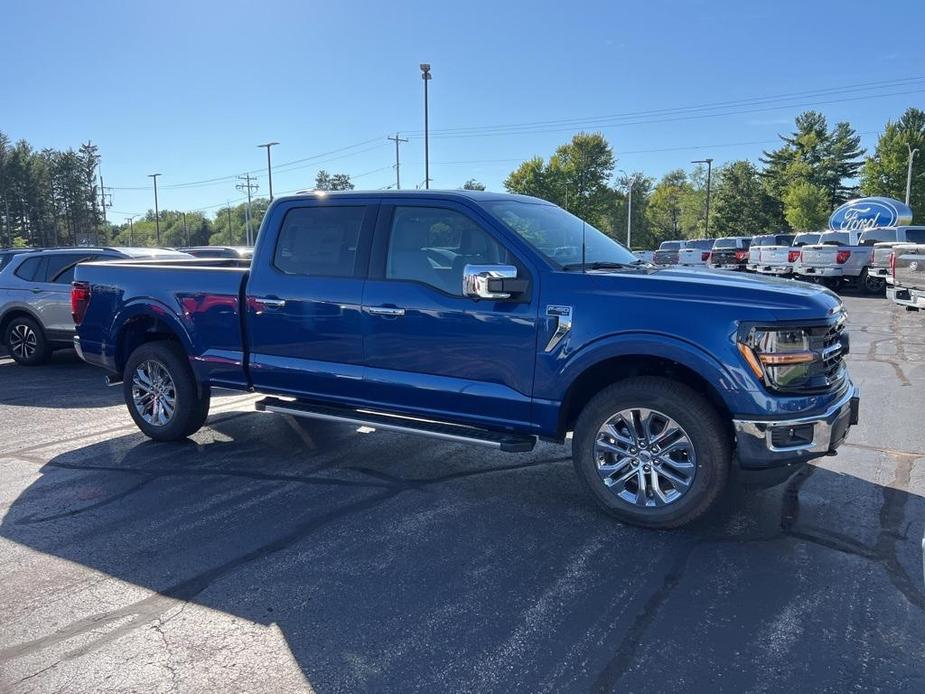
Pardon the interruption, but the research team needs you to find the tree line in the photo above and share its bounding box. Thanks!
[504,107,924,249]
[2,107,922,250]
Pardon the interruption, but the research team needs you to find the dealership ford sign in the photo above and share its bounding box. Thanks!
[828,197,913,231]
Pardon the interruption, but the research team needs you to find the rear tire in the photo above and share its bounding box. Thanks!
[572,376,731,529]
[122,341,211,441]
[860,268,885,295]
[4,316,52,366]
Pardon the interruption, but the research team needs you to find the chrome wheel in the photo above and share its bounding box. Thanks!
[9,323,37,359]
[131,360,177,426]
[594,408,697,507]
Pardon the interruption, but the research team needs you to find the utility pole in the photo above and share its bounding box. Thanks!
[388,133,408,190]
[420,63,432,189]
[624,174,639,248]
[906,144,919,207]
[236,174,259,246]
[181,211,190,246]
[148,173,162,244]
[258,142,279,201]
[691,158,713,237]
[125,216,136,246]
[98,173,112,246]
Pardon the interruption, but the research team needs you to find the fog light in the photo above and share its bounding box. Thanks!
[770,424,815,448]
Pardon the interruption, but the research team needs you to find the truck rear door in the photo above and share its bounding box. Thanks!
[244,198,378,401]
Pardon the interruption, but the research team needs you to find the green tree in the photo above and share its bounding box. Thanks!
[462,178,486,191]
[645,169,702,241]
[711,160,776,235]
[783,180,829,231]
[860,107,925,219]
[314,170,354,191]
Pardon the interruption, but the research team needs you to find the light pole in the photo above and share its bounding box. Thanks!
[125,216,136,246]
[620,172,639,248]
[691,158,713,237]
[148,173,162,244]
[906,144,919,207]
[420,63,432,190]
[258,142,279,201]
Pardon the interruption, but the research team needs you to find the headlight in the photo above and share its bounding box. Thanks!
[737,327,817,390]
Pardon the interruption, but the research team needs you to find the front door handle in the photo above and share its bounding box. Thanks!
[256,298,286,309]
[365,306,405,317]
[30,287,42,294]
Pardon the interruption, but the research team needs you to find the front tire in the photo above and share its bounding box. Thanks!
[4,316,52,366]
[122,341,211,441]
[572,377,731,528]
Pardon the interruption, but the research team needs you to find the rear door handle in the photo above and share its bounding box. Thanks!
[365,306,405,317]
[256,298,286,309]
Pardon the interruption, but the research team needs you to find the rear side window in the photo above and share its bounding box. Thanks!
[14,256,45,281]
[793,233,820,246]
[907,229,925,243]
[274,206,366,277]
[688,239,714,250]
[658,241,681,250]
[859,229,897,246]
[774,235,796,245]
[819,232,850,246]
[713,239,736,249]
[45,253,97,283]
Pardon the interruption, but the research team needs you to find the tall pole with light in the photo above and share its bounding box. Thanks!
[125,216,136,246]
[258,142,279,201]
[148,173,162,244]
[906,144,919,207]
[691,158,713,237]
[420,63,432,190]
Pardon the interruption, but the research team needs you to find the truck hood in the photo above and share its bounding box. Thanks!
[580,266,842,323]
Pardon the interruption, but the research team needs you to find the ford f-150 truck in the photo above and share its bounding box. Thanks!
[795,230,883,293]
[72,191,859,528]
[864,226,925,283]
[887,243,925,311]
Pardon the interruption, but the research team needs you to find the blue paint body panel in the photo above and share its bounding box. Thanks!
[74,190,852,451]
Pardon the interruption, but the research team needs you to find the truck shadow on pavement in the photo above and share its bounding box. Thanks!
[1,411,923,693]
[0,350,121,409]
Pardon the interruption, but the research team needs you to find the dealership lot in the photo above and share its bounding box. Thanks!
[0,295,922,693]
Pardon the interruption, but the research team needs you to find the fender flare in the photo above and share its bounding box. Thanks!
[108,299,196,369]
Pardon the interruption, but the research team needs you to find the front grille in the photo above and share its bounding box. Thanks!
[808,317,847,390]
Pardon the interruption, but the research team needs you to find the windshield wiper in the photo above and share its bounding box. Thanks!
[561,260,648,271]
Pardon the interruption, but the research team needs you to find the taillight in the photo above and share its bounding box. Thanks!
[735,250,748,261]
[71,281,91,324]
[702,251,711,262]
[788,250,800,263]
[889,251,896,277]
[835,250,850,264]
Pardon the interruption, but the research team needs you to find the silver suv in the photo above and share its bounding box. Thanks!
[0,247,189,365]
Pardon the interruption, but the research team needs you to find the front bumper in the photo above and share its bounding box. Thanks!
[733,382,860,468]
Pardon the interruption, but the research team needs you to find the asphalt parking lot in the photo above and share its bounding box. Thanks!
[0,294,923,693]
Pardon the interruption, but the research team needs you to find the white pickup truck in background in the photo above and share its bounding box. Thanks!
[887,243,925,310]
[677,238,716,267]
[796,230,883,294]
[748,234,795,272]
[864,226,925,283]
[754,233,797,276]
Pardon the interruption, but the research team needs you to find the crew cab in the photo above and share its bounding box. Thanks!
[72,191,859,528]
[708,236,751,270]
[863,226,925,284]
[749,234,795,273]
[795,230,882,294]
[676,239,715,267]
[887,243,925,311]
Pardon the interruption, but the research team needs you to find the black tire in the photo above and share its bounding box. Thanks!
[572,376,731,529]
[860,268,885,295]
[122,340,211,441]
[4,315,52,366]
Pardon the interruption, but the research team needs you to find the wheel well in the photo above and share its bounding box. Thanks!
[116,315,182,373]
[0,309,40,344]
[558,355,734,438]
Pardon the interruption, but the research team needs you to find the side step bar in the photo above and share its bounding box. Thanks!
[255,396,536,453]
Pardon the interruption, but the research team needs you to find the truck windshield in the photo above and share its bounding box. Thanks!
[485,200,637,268]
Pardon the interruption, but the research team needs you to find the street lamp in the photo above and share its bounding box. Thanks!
[125,216,136,246]
[420,63,432,190]
[691,158,714,237]
[907,144,919,207]
[258,142,279,201]
[147,173,162,244]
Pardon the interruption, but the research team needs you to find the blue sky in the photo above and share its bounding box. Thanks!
[3,0,923,219]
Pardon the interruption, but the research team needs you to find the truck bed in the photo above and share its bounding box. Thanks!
[74,258,250,386]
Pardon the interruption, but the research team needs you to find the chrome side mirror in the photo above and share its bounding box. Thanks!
[462,264,519,300]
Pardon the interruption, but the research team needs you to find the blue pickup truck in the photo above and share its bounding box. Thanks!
[72,190,859,528]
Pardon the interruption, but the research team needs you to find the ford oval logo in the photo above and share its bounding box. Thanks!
[828,197,913,231]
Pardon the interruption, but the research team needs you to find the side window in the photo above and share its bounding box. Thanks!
[274,206,366,277]
[14,256,45,282]
[47,254,96,284]
[386,207,511,296]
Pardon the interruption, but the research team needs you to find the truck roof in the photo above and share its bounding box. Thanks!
[279,189,546,205]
